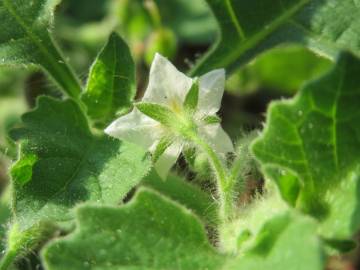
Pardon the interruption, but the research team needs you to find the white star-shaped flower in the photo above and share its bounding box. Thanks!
[105,53,233,178]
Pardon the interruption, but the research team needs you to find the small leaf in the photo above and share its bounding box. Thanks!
[152,136,173,163]
[252,52,360,240]
[42,189,224,270]
[191,0,360,75]
[183,78,199,112]
[0,0,81,98]
[82,33,136,127]
[10,97,151,230]
[135,102,177,128]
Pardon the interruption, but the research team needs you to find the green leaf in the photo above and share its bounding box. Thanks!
[0,0,82,98]
[42,188,324,270]
[226,46,332,95]
[191,0,360,75]
[143,171,218,225]
[226,212,324,270]
[155,0,217,44]
[183,78,199,112]
[10,97,151,230]
[152,136,173,163]
[252,52,360,239]
[42,188,224,270]
[81,33,136,128]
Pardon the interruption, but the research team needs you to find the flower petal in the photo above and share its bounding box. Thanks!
[143,53,193,106]
[105,109,162,149]
[154,141,182,179]
[197,69,225,116]
[199,124,234,156]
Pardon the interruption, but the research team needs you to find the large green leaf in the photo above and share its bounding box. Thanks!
[191,0,360,75]
[252,53,360,239]
[10,97,151,230]
[42,189,224,270]
[0,0,81,97]
[42,188,324,270]
[81,33,135,128]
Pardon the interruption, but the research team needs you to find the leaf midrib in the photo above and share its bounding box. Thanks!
[192,0,311,73]
[2,0,80,96]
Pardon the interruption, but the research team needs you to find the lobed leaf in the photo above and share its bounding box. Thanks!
[252,52,360,240]
[10,97,151,230]
[191,0,360,75]
[42,188,324,270]
[42,189,224,270]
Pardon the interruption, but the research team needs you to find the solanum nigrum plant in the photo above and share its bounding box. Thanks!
[1,0,360,269]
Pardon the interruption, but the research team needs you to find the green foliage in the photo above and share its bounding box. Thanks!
[226,46,332,95]
[252,53,360,239]
[227,212,325,270]
[42,189,224,270]
[0,1,360,269]
[82,33,136,127]
[42,189,325,270]
[10,97,151,230]
[143,171,218,225]
[191,0,360,75]
[0,0,81,97]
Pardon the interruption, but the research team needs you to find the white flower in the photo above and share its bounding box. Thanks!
[105,53,233,178]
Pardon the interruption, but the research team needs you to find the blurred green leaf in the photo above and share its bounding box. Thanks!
[155,0,217,44]
[10,97,151,230]
[82,33,135,128]
[191,0,360,75]
[226,46,332,95]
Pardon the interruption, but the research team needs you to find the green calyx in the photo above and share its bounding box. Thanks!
[135,101,198,140]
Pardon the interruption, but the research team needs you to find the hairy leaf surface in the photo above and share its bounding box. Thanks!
[0,0,81,97]
[252,53,360,239]
[191,0,360,75]
[42,189,224,270]
[10,97,151,230]
[42,188,324,270]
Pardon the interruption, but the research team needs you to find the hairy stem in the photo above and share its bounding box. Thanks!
[0,250,17,270]
[189,134,235,224]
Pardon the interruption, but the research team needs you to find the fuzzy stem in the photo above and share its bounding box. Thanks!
[189,134,235,224]
[0,250,17,270]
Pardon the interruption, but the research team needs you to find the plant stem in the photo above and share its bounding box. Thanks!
[0,250,17,270]
[189,134,235,223]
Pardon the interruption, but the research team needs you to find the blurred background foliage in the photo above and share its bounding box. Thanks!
[2,0,356,268]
